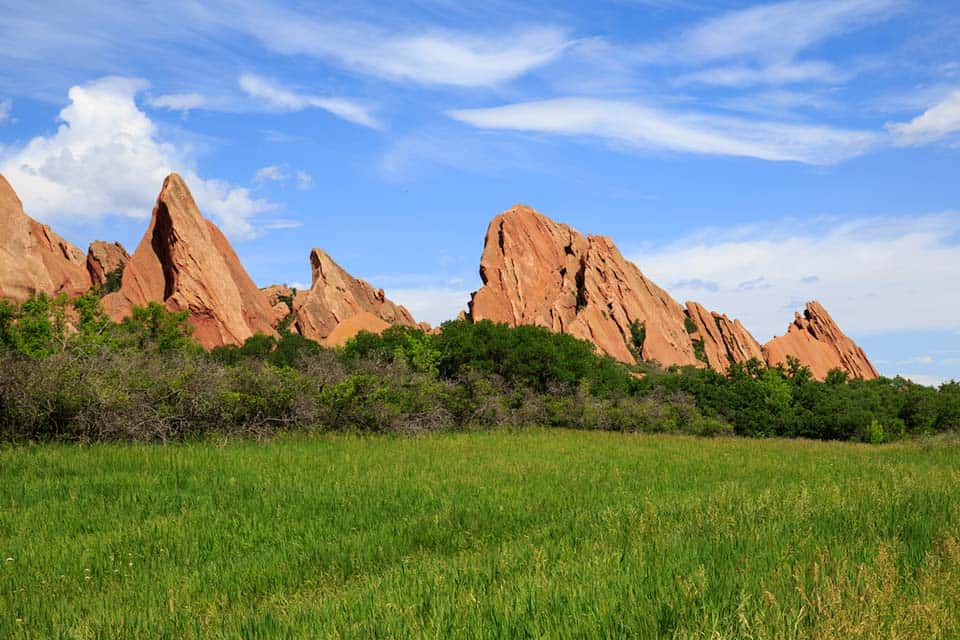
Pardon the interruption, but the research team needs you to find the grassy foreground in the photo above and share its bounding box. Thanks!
[2,431,959,639]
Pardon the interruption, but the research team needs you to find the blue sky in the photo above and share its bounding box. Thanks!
[0,0,958,383]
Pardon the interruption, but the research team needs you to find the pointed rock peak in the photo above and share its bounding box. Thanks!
[764,301,878,380]
[0,174,91,302]
[470,204,698,367]
[293,247,416,343]
[101,174,276,349]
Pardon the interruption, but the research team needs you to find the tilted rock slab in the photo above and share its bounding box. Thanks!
[469,205,704,366]
[292,248,416,342]
[102,173,277,349]
[0,174,91,302]
[764,301,879,380]
[86,241,130,288]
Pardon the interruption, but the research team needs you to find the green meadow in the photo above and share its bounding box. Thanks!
[2,430,959,639]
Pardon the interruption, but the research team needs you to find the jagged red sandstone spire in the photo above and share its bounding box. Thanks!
[0,174,92,302]
[102,173,277,349]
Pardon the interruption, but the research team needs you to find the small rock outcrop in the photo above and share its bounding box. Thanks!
[292,248,416,342]
[469,205,702,366]
[684,301,764,371]
[764,301,879,380]
[0,174,92,302]
[86,241,130,289]
[324,311,390,347]
[102,173,277,349]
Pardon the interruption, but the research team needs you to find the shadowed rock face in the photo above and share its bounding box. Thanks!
[102,173,277,349]
[86,241,130,288]
[292,248,416,342]
[0,174,91,302]
[468,205,876,379]
[764,301,879,380]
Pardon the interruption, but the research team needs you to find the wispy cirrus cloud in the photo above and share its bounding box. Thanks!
[238,73,380,129]
[0,98,10,123]
[664,0,904,87]
[448,97,879,164]
[887,89,960,145]
[241,12,571,88]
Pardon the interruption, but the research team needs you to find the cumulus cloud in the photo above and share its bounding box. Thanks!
[448,97,879,164]
[887,89,960,145]
[0,76,274,239]
[632,213,960,340]
[238,73,380,128]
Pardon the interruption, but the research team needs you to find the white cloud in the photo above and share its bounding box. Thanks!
[678,0,903,63]
[0,76,274,239]
[887,89,960,145]
[148,92,207,111]
[677,60,849,88]
[899,373,948,387]
[253,165,287,184]
[448,97,879,164]
[0,99,10,123]
[245,15,569,88]
[238,73,379,129]
[296,171,313,190]
[632,213,960,340]
[385,287,471,326]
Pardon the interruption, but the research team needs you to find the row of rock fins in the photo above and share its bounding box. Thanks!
[0,172,878,380]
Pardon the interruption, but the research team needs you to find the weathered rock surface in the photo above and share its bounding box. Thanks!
[86,241,130,289]
[684,301,764,371]
[764,301,879,380]
[324,311,391,347]
[468,205,876,380]
[0,174,92,302]
[102,173,277,349]
[469,205,701,366]
[292,248,416,342]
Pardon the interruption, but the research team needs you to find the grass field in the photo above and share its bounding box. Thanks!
[2,431,959,639]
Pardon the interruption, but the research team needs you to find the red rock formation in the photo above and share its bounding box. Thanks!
[469,205,700,366]
[684,301,764,371]
[102,173,277,349]
[261,284,295,327]
[292,248,416,342]
[0,174,92,302]
[324,311,390,347]
[86,241,130,289]
[764,301,879,380]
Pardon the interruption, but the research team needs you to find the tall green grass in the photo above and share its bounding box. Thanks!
[2,431,959,638]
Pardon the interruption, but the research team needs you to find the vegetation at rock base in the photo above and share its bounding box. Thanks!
[0,293,957,443]
[2,431,960,638]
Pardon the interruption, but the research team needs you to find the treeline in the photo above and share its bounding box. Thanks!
[0,292,957,443]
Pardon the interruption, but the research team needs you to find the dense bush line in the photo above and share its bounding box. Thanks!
[0,292,957,442]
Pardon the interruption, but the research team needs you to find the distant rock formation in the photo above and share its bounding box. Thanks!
[292,248,416,342]
[261,284,295,327]
[469,205,705,366]
[764,301,879,380]
[468,204,877,380]
[0,174,91,302]
[86,241,130,289]
[102,173,277,349]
